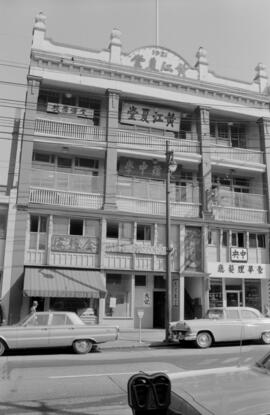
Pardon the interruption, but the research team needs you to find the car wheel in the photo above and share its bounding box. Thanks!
[73,339,93,354]
[261,332,270,345]
[196,332,213,348]
[0,340,6,356]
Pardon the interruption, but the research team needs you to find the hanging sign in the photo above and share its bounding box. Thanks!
[121,102,180,132]
[118,157,181,181]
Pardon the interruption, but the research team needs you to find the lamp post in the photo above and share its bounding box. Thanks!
[165,140,177,343]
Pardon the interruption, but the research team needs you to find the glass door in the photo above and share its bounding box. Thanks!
[226,290,241,307]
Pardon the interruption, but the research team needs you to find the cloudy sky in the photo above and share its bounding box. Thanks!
[0,0,269,184]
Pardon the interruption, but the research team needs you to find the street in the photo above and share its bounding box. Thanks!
[0,343,269,414]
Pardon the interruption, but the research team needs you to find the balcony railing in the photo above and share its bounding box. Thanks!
[117,196,200,217]
[34,117,106,142]
[212,189,267,223]
[29,187,103,210]
[31,168,104,193]
[117,129,200,154]
[210,141,264,165]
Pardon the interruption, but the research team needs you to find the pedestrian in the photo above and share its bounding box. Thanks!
[264,305,270,318]
[30,300,38,314]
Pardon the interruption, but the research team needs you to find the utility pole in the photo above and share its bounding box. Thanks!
[165,140,177,342]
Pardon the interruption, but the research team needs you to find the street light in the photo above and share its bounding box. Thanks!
[165,140,177,343]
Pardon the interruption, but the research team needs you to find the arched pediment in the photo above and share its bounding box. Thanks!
[122,46,191,77]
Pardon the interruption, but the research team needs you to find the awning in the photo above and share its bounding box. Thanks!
[23,268,106,298]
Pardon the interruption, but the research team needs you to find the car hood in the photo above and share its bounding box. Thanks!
[170,366,270,415]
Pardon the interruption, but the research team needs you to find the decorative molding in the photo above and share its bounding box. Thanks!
[51,235,98,253]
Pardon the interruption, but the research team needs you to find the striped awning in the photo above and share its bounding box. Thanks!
[23,268,106,298]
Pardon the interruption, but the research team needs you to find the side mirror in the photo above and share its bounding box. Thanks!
[128,372,171,414]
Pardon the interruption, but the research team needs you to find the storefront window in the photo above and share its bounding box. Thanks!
[209,278,223,308]
[105,274,131,317]
[245,280,261,311]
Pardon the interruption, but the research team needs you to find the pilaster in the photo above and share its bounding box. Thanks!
[103,89,120,210]
[195,106,212,217]
[258,117,270,222]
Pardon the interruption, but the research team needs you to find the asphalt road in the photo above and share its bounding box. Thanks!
[0,344,269,414]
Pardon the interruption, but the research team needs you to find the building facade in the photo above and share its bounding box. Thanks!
[2,12,270,327]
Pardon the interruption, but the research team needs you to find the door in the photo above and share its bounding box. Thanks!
[226,291,240,307]
[16,313,50,349]
[153,291,165,328]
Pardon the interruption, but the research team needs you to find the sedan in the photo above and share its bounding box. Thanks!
[168,351,270,414]
[0,311,119,355]
[170,306,270,348]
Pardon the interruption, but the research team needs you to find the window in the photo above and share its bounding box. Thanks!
[226,310,240,319]
[208,230,217,245]
[241,310,259,319]
[69,219,83,235]
[135,275,146,287]
[105,274,132,317]
[231,232,245,247]
[217,123,229,139]
[29,215,47,250]
[180,115,192,139]
[222,231,228,246]
[136,224,151,241]
[249,233,265,248]
[57,157,72,169]
[106,222,119,238]
[32,152,55,164]
[25,313,49,326]
[75,157,99,170]
[0,215,6,238]
[51,314,72,325]
[120,222,133,239]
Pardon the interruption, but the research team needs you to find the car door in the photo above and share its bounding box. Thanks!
[48,313,75,347]
[239,309,262,340]
[16,313,50,349]
[217,309,242,341]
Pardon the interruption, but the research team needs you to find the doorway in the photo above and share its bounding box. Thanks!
[153,291,165,328]
[226,290,241,307]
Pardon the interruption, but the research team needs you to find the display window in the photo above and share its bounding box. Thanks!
[105,274,132,317]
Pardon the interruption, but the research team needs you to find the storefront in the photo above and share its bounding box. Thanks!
[22,267,106,323]
[208,259,269,312]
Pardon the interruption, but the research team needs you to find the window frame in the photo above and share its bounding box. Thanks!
[136,224,152,242]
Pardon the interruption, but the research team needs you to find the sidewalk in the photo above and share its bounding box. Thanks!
[101,328,169,350]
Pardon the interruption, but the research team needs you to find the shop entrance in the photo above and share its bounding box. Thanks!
[226,290,241,307]
[153,291,165,328]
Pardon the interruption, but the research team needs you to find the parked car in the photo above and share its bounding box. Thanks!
[168,350,270,414]
[0,311,119,355]
[169,306,270,348]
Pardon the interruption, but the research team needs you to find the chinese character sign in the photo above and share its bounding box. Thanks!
[230,248,248,262]
[118,157,181,181]
[121,102,181,132]
[47,103,94,119]
[123,47,189,78]
[208,262,268,279]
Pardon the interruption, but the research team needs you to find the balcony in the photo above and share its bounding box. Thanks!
[117,128,200,157]
[117,178,200,217]
[212,189,267,223]
[210,140,264,166]
[34,117,106,143]
[30,168,104,209]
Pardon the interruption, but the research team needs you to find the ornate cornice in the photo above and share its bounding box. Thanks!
[30,50,270,109]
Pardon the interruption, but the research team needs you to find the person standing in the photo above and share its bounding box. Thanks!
[30,300,38,314]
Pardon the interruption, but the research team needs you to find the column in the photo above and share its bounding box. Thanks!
[179,224,185,320]
[195,106,212,218]
[103,89,120,210]
[258,117,270,222]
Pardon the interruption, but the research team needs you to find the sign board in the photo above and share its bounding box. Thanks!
[230,248,248,262]
[143,292,151,306]
[208,262,268,279]
[109,297,117,308]
[121,102,180,132]
[47,103,94,119]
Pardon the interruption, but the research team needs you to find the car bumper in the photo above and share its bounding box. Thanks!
[172,331,197,341]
